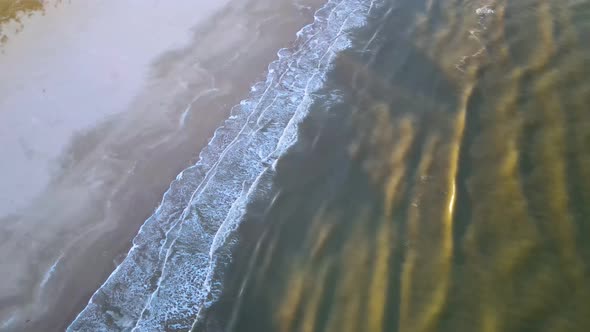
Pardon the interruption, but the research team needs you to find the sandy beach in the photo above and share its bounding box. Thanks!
[0,0,321,330]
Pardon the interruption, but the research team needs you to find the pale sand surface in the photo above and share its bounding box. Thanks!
[0,0,321,330]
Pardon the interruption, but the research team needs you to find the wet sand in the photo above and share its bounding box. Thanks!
[0,0,322,331]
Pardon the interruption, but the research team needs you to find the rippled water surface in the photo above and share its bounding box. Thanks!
[198,0,590,331]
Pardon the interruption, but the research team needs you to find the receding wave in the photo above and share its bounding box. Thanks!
[66,0,373,331]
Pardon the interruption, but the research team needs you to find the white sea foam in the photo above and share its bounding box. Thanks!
[476,5,495,16]
[67,0,375,331]
[178,88,220,129]
[39,252,64,290]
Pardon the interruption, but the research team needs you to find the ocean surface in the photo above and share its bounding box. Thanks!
[197,0,590,331]
[3,0,590,330]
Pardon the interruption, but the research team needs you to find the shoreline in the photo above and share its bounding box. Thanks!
[0,0,323,331]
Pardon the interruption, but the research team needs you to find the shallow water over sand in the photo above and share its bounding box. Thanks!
[196,0,590,331]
